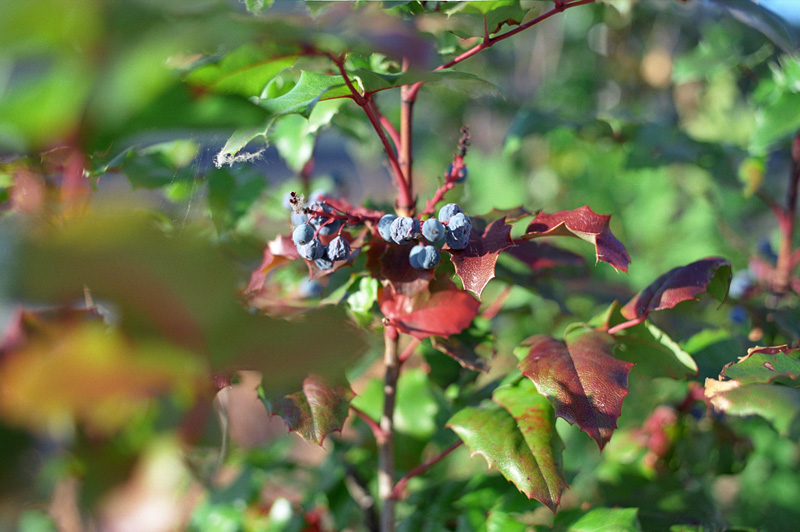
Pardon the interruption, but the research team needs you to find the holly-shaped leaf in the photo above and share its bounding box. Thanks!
[518,326,633,449]
[448,379,566,511]
[262,375,353,445]
[449,217,514,298]
[720,345,800,385]
[522,206,630,273]
[379,283,479,340]
[621,257,731,320]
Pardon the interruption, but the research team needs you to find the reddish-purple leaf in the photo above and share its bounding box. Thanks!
[449,217,515,298]
[264,375,354,445]
[518,327,633,449]
[447,379,566,511]
[431,337,490,373]
[379,284,479,340]
[522,206,630,273]
[378,242,434,297]
[621,257,732,320]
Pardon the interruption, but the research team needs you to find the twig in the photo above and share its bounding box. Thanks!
[378,327,400,532]
[350,405,385,441]
[398,338,421,365]
[390,441,463,500]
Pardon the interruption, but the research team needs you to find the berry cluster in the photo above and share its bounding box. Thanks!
[284,191,351,270]
[377,203,472,270]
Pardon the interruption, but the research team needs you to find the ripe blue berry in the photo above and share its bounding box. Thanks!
[327,236,351,262]
[299,278,323,299]
[438,203,463,223]
[421,218,445,243]
[308,189,326,204]
[446,212,472,250]
[378,214,397,242]
[409,245,440,270]
[297,238,324,261]
[292,224,315,246]
[390,216,418,245]
[318,219,343,235]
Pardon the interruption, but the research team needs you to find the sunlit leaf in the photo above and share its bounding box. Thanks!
[705,379,800,439]
[554,507,643,532]
[449,217,514,298]
[518,327,632,449]
[448,379,566,511]
[379,283,479,340]
[522,206,630,273]
[720,345,800,385]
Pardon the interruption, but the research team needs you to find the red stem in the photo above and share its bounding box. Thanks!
[350,405,385,441]
[372,99,401,152]
[398,338,421,365]
[390,441,463,500]
[607,314,647,335]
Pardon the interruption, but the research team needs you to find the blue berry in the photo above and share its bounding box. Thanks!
[308,189,326,204]
[309,202,333,227]
[422,218,445,243]
[446,212,472,250]
[292,224,315,246]
[390,216,418,245]
[315,256,334,270]
[438,203,463,223]
[317,218,343,235]
[410,245,440,270]
[728,270,754,299]
[378,214,397,242]
[297,238,324,261]
[327,236,351,262]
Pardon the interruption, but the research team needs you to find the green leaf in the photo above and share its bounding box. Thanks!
[262,375,354,445]
[186,46,295,99]
[518,327,633,449]
[554,507,643,532]
[706,380,800,439]
[751,91,800,154]
[448,379,566,511]
[721,345,800,385]
[244,0,274,13]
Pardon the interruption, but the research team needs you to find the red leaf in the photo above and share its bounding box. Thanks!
[379,284,479,340]
[374,242,434,297]
[523,206,630,273]
[245,234,298,294]
[450,217,515,298]
[518,327,633,449]
[621,257,732,320]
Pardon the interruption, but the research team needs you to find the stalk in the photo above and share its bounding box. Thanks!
[378,327,400,532]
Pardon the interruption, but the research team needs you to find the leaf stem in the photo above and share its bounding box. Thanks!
[398,338,421,365]
[379,327,400,532]
[607,314,647,335]
[350,405,385,441]
[390,441,463,500]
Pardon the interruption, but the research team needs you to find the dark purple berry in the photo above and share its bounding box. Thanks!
[390,216,418,245]
[297,238,324,261]
[446,212,471,250]
[327,236,351,262]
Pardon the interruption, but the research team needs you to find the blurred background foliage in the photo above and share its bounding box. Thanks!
[3,0,800,531]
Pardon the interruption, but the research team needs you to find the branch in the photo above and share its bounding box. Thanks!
[328,53,413,214]
[390,441,463,500]
[378,327,400,532]
[775,131,800,293]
